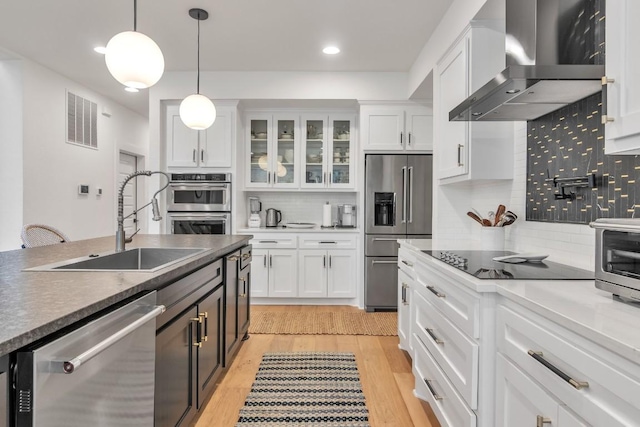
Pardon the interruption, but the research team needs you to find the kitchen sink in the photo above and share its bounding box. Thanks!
[26,247,208,272]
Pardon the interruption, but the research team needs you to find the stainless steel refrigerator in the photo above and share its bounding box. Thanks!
[364,154,433,311]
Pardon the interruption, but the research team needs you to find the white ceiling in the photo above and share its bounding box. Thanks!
[0,0,453,117]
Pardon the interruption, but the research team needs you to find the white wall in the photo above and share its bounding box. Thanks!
[0,60,23,250]
[433,122,596,270]
[15,59,148,244]
[408,0,488,97]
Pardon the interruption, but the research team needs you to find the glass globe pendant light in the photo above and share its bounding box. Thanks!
[105,0,165,89]
[179,8,216,130]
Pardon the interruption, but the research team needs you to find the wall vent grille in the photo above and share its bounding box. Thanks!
[66,90,97,148]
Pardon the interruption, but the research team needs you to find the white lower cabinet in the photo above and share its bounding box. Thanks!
[414,290,479,408]
[496,353,588,427]
[400,242,640,427]
[250,249,297,298]
[298,249,356,298]
[248,233,357,300]
[496,303,640,427]
[413,334,477,427]
[398,247,416,354]
[397,268,412,352]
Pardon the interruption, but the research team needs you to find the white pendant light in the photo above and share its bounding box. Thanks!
[180,8,216,130]
[105,0,164,89]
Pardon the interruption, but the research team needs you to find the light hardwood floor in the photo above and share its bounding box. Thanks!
[194,305,440,427]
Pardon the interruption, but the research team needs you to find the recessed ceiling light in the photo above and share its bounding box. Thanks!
[322,46,340,55]
[124,87,139,93]
[94,46,107,54]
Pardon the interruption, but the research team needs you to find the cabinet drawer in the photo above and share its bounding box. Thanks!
[398,247,416,279]
[240,245,252,269]
[413,332,476,427]
[495,353,588,427]
[497,305,640,427]
[415,260,480,339]
[414,291,478,409]
[249,236,297,249]
[298,234,356,249]
[157,259,223,330]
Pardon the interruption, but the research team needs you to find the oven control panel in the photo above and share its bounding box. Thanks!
[170,173,231,182]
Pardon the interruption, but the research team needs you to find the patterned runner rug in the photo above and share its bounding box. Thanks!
[236,352,370,427]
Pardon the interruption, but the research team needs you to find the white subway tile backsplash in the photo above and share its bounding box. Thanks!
[244,192,357,226]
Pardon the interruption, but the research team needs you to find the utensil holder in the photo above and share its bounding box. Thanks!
[481,226,505,251]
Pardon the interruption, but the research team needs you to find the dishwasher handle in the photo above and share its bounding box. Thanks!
[59,304,165,374]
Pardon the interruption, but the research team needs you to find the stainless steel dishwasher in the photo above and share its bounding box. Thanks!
[14,291,164,426]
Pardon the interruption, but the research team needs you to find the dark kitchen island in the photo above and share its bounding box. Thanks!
[0,234,252,426]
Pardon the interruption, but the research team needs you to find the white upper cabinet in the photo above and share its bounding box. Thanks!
[603,0,640,154]
[246,114,299,189]
[435,24,513,183]
[301,114,356,189]
[166,104,233,169]
[360,105,433,152]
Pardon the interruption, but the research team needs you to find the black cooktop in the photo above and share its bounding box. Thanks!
[422,250,594,280]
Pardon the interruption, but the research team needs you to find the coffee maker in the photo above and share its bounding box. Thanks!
[248,197,262,228]
[337,204,356,228]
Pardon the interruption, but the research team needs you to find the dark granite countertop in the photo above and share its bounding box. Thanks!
[0,234,251,356]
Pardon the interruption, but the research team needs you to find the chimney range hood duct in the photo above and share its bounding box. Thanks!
[450,0,604,122]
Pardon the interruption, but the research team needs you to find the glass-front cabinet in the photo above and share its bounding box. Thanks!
[301,114,355,189]
[247,114,298,188]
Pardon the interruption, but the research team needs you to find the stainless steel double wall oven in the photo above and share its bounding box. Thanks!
[166,173,232,235]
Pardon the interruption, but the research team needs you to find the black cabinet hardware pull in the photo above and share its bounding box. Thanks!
[427,286,446,298]
[323,255,326,268]
[528,350,589,390]
[319,241,337,244]
[263,255,267,267]
[329,255,332,268]
[426,328,444,345]
[402,260,414,267]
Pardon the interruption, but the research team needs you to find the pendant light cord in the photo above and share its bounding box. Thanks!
[133,0,137,31]
[196,12,201,94]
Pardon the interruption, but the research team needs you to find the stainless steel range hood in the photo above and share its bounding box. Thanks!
[450,0,604,122]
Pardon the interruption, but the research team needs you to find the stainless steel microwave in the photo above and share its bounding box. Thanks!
[167,173,231,212]
[591,218,640,302]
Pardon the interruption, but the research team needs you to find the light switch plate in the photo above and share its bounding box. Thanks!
[78,184,89,195]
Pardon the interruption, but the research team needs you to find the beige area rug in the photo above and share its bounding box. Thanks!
[249,311,397,336]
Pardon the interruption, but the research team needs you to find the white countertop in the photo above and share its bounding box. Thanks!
[236,226,360,234]
[399,239,640,365]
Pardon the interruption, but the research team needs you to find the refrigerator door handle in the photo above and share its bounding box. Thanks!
[401,166,407,223]
[408,166,413,223]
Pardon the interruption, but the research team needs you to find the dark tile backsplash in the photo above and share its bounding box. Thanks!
[525,0,640,224]
[526,92,640,224]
